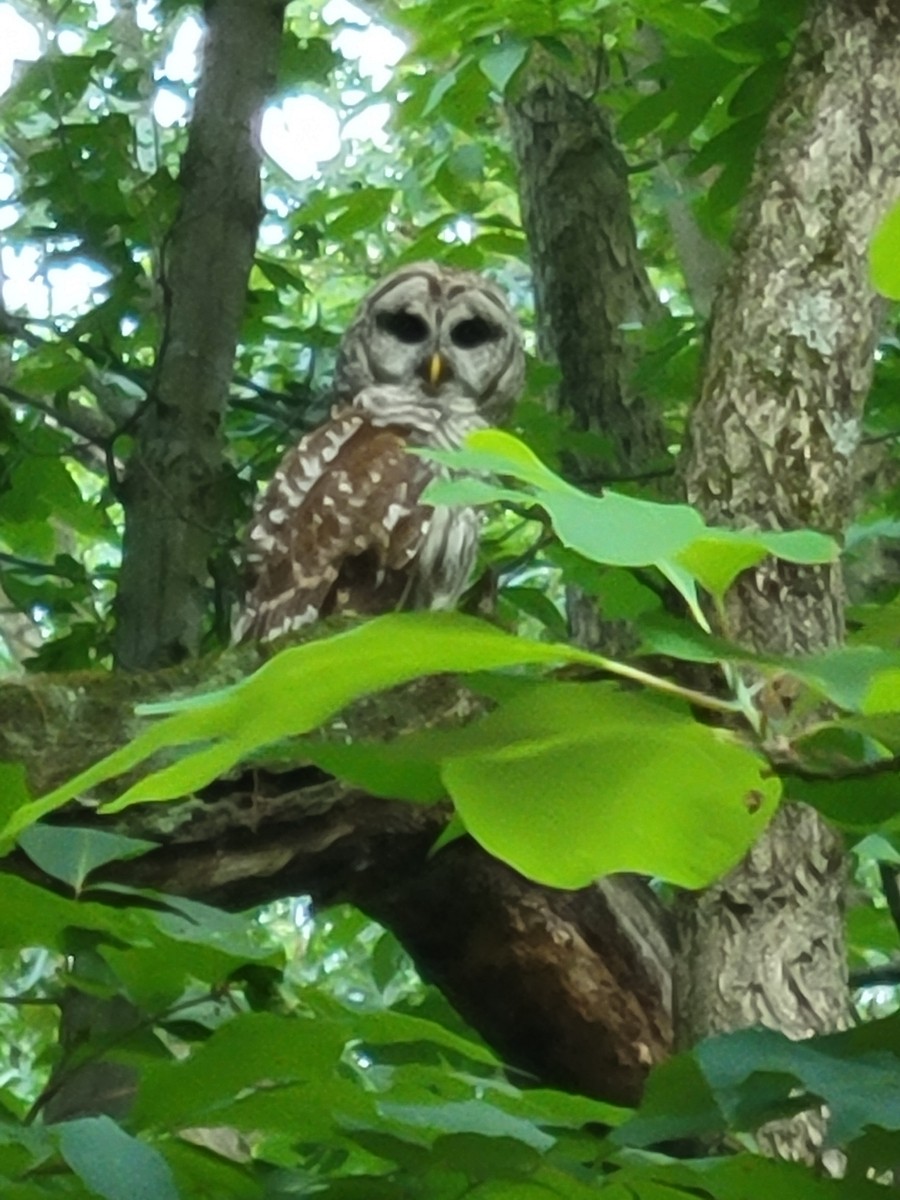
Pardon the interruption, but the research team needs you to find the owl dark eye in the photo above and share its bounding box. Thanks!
[450,317,501,349]
[377,310,430,344]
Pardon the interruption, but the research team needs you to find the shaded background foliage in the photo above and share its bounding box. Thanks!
[2,0,900,1196]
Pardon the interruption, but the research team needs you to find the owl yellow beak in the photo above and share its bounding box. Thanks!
[425,352,452,389]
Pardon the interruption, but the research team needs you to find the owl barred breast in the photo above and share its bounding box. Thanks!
[234,262,525,643]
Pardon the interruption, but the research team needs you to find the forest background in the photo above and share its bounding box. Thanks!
[3,0,900,1196]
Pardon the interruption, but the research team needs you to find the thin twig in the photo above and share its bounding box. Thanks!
[880,863,900,946]
[0,994,60,1007]
[0,384,111,446]
[0,551,84,578]
[851,963,900,989]
[862,428,900,446]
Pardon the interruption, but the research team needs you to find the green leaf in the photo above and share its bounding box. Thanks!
[56,1116,179,1200]
[790,645,900,713]
[614,1052,723,1147]
[355,1007,500,1067]
[294,736,446,804]
[616,1154,888,1200]
[715,17,789,57]
[637,614,747,664]
[478,40,528,94]
[278,35,338,87]
[728,58,787,118]
[625,1018,900,1158]
[162,1141,262,1200]
[0,874,124,950]
[871,200,900,300]
[134,1010,364,1136]
[99,891,278,1007]
[254,256,308,293]
[0,765,32,832]
[18,826,156,891]
[441,683,779,889]
[423,477,523,507]
[618,53,741,146]
[618,86,680,143]
[501,586,567,635]
[676,528,836,600]
[377,1100,554,1152]
[698,1021,900,1146]
[555,489,705,567]
[423,431,837,594]
[785,770,900,833]
[11,613,731,839]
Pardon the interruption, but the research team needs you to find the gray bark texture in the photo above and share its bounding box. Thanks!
[113,0,285,672]
[48,0,285,1122]
[507,50,668,476]
[507,49,672,653]
[684,0,900,656]
[500,46,686,1099]
[678,0,900,1160]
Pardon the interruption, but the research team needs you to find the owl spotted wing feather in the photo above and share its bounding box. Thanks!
[234,407,471,643]
[235,262,524,644]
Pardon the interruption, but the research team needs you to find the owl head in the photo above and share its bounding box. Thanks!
[334,261,525,425]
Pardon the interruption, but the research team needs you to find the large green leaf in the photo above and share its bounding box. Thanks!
[98,890,281,1007]
[56,1117,178,1200]
[784,770,900,832]
[134,1010,360,1134]
[0,874,125,950]
[17,826,157,893]
[302,682,778,887]
[695,1022,900,1147]
[4,613,737,842]
[423,430,837,599]
[614,1154,887,1200]
[620,1016,900,1154]
[788,645,900,714]
[478,39,528,94]
[439,684,779,889]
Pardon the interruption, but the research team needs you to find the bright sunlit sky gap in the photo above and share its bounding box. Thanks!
[0,0,405,317]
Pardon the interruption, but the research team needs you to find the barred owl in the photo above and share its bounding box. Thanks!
[234,262,524,643]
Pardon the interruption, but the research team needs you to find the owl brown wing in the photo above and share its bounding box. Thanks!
[234,409,444,644]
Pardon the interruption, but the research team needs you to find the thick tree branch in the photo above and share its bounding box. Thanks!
[0,655,672,1107]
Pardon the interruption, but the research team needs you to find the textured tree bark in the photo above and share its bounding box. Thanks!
[358,847,672,1106]
[508,49,673,652]
[502,47,679,1096]
[50,0,285,1122]
[679,0,900,1161]
[501,46,681,1099]
[684,0,900,653]
[113,0,285,672]
[507,50,667,476]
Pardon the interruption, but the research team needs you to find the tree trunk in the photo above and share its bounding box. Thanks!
[684,0,900,653]
[679,0,900,1160]
[507,49,667,476]
[113,0,285,672]
[44,0,285,1123]
[508,48,672,653]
